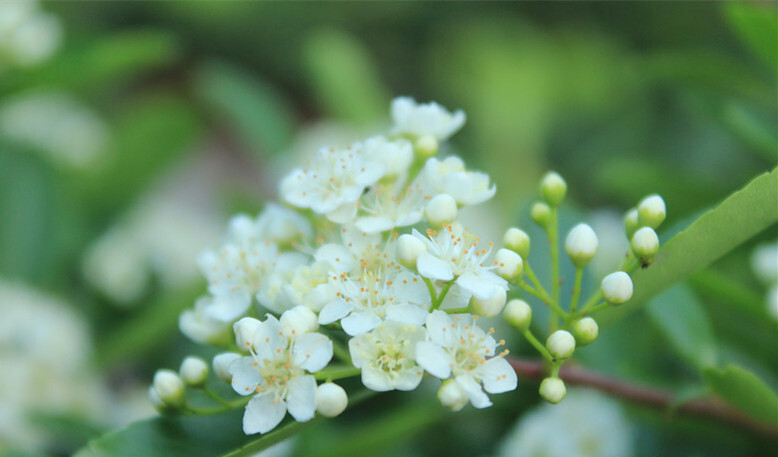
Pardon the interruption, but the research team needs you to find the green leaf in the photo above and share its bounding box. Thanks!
[724,3,778,69]
[194,61,296,156]
[303,29,389,124]
[645,285,717,368]
[602,168,778,323]
[704,364,778,426]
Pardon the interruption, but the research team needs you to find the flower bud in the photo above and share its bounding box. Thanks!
[624,208,639,239]
[503,299,532,331]
[425,194,458,227]
[280,306,319,337]
[495,248,523,282]
[503,227,530,259]
[601,271,633,305]
[152,369,185,408]
[148,386,168,412]
[572,317,599,347]
[470,287,507,318]
[213,352,241,383]
[438,379,469,411]
[539,377,566,404]
[565,223,598,268]
[637,194,666,229]
[415,135,438,157]
[546,330,576,360]
[179,356,208,387]
[631,226,659,262]
[316,382,348,418]
[540,171,567,206]
[530,202,552,228]
[397,234,427,268]
[233,317,261,351]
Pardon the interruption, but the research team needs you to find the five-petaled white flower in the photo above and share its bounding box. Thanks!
[412,225,507,300]
[416,310,517,408]
[230,313,333,434]
[391,97,466,141]
[349,320,426,392]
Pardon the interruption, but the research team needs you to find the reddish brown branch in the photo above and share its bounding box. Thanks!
[508,358,778,440]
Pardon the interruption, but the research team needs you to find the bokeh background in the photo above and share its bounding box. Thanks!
[0,2,776,456]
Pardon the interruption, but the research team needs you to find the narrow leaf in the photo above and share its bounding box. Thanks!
[704,364,778,426]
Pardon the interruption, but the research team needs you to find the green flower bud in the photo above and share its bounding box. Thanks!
[531,202,552,228]
[152,369,185,408]
[503,227,530,259]
[601,271,633,305]
[397,234,426,268]
[316,382,348,418]
[179,356,208,387]
[637,194,666,229]
[564,223,598,268]
[503,299,532,331]
[631,226,659,263]
[624,208,639,239]
[415,135,439,158]
[471,288,507,318]
[540,171,567,207]
[539,377,566,404]
[546,330,576,360]
[438,379,469,411]
[572,317,599,347]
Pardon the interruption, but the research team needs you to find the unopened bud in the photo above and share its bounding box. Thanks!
[631,226,659,262]
[503,299,532,331]
[438,379,469,411]
[470,287,507,317]
[179,356,208,387]
[495,248,523,282]
[316,382,348,417]
[213,352,241,383]
[233,317,261,351]
[540,171,567,206]
[415,135,439,157]
[503,227,530,259]
[152,369,185,408]
[539,377,566,404]
[530,202,552,228]
[637,194,666,229]
[280,306,319,337]
[601,271,633,305]
[397,234,427,268]
[149,386,168,412]
[546,330,576,360]
[426,194,458,227]
[572,317,599,347]
[565,223,598,268]
[624,208,639,239]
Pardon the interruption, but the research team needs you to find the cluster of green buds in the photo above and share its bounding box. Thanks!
[501,171,666,404]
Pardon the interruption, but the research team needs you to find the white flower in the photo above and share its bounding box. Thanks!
[213,352,241,383]
[412,225,507,300]
[255,252,309,314]
[179,296,232,344]
[179,356,208,387]
[255,203,313,246]
[425,193,458,227]
[637,194,666,229]
[421,156,495,206]
[280,145,386,222]
[319,269,430,336]
[315,382,348,418]
[415,310,516,408]
[0,1,61,68]
[355,180,426,233]
[391,96,466,141]
[546,330,576,359]
[361,135,414,177]
[230,313,333,434]
[349,320,426,391]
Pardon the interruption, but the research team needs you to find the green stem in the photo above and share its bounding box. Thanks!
[519,281,567,318]
[332,340,352,365]
[548,207,560,332]
[315,366,361,381]
[522,329,553,362]
[433,281,454,310]
[185,396,251,416]
[578,290,603,315]
[203,386,231,407]
[423,277,438,306]
[443,306,470,314]
[524,263,551,302]
[569,267,584,314]
[583,301,612,315]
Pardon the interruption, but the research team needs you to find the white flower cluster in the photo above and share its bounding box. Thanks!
[169,97,517,435]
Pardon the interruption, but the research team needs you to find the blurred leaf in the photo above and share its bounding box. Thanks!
[689,269,765,319]
[303,29,389,124]
[28,412,105,452]
[602,168,778,323]
[724,3,778,69]
[646,285,717,368]
[720,102,778,163]
[194,61,296,156]
[703,364,778,426]
[0,30,179,95]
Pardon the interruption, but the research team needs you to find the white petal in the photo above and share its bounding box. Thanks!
[318,299,353,325]
[456,271,500,300]
[392,368,424,391]
[315,244,355,273]
[456,374,491,409]
[479,357,517,394]
[415,341,452,379]
[347,334,371,368]
[252,317,287,360]
[230,357,261,396]
[417,253,454,281]
[355,216,395,234]
[243,393,287,435]
[341,311,382,336]
[326,201,358,224]
[204,294,251,322]
[285,375,317,422]
[361,366,393,392]
[386,304,428,326]
[293,332,333,373]
[424,310,454,347]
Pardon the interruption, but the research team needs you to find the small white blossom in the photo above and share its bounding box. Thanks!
[180,356,208,387]
[631,226,659,260]
[349,320,426,391]
[179,296,232,344]
[416,310,516,408]
[494,248,523,281]
[361,135,414,177]
[565,223,599,268]
[539,377,566,404]
[504,299,532,331]
[230,313,333,434]
[637,194,666,229]
[315,382,348,418]
[421,156,495,206]
[355,180,426,233]
[391,96,465,141]
[546,330,576,359]
[601,271,633,305]
[470,287,507,318]
[152,370,185,407]
[425,193,458,227]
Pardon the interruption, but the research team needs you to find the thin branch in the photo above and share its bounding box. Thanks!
[508,357,778,440]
